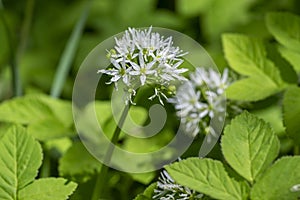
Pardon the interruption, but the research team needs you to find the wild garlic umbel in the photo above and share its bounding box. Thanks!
[169,68,231,139]
[98,27,188,104]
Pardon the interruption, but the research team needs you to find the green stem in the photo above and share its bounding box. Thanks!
[17,0,35,61]
[0,1,22,96]
[91,105,131,200]
[39,147,51,178]
[50,1,90,98]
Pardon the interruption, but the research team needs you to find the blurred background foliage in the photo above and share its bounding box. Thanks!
[0,0,300,199]
[1,0,299,101]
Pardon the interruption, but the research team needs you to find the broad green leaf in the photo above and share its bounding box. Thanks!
[222,34,285,101]
[0,125,42,199]
[39,96,73,127]
[278,46,300,73]
[0,94,72,126]
[266,12,300,53]
[222,112,280,183]
[28,118,74,141]
[283,86,300,145]
[166,158,249,200]
[225,77,280,101]
[134,183,157,200]
[251,156,300,200]
[0,94,74,141]
[0,95,54,124]
[18,178,77,200]
[59,141,102,183]
[0,123,11,140]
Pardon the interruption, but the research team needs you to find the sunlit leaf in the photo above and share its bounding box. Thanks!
[19,178,77,200]
[166,158,249,200]
[222,112,280,183]
[266,12,300,53]
[222,34,286,101]
[0,125,42,199]
[251,156,300,200]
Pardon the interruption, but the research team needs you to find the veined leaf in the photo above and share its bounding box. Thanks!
[225,76,280,101]
[222,34,285,101]
[166,158,249,200]
[222,112,280,183]
[0,125,42,199]
[0,95,54,124]
[283,86,300,145]
[266,12,300,53]
[251,156,300,200]
[28,118,74,141]
[18,178,77,200]
[0,94,74,141]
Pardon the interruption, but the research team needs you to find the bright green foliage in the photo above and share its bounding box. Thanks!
[166,158,249,200]
[266,12,300,73]
[251,156,300,200]
[59,141,102,183]
[0,125,77,200]
[18,178,77,200]
[222,34,286,101]
[0,125,42,199]
[283,86,300,145]
[2,1,300,199]
[0,94,74,141]
[222,111,280,183]
[266,12,300,53]
[152,112,300,200]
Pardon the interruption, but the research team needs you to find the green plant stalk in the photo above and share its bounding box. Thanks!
[0,0,22,96]
[39,147,51,178]
[50,1,90,98]
[17,0,35,61]
[91,104,131,200]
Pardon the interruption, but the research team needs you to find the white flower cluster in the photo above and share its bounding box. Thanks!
[153,170,203,200]
[98,27,188,104]
[169,68,230,138]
